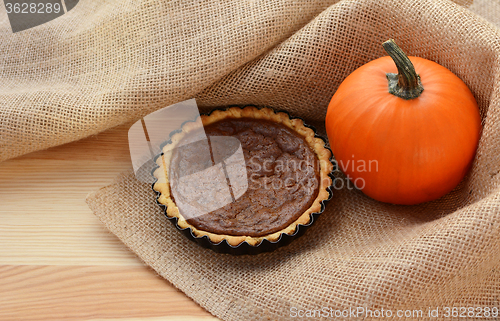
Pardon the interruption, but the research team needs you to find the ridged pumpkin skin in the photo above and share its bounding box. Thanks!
[326,56,481,205]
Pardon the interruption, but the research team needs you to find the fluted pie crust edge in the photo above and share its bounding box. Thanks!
[152,106,333,247]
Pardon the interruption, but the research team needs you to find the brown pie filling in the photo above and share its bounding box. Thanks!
[169,118,320,237]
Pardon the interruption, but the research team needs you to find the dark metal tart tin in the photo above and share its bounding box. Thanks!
[151,106,335,255]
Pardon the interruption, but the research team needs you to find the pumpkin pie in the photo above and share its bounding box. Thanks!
[152,106,333,250]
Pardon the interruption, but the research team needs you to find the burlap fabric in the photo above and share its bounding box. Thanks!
[3,0,500,320]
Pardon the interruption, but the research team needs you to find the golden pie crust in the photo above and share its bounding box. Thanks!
[152,106,333,247]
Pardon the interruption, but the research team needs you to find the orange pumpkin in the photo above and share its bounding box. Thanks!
[325,39,481,205]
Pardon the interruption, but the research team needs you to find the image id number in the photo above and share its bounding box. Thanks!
[443,307,499,318]
[5,2,61,14]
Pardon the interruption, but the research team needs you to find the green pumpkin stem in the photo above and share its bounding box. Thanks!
[382,39,424,100]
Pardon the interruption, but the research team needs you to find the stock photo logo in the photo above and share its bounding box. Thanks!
[128,99,248,220]
[4,0,79,33]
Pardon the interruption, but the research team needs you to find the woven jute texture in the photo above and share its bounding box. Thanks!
[9,0,492,320]
[0,0,340,162]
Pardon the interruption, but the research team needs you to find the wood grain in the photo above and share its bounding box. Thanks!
[0,265,218,321]
[0,123,218,320]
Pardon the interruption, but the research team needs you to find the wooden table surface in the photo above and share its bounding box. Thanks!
[0,123,219,321]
